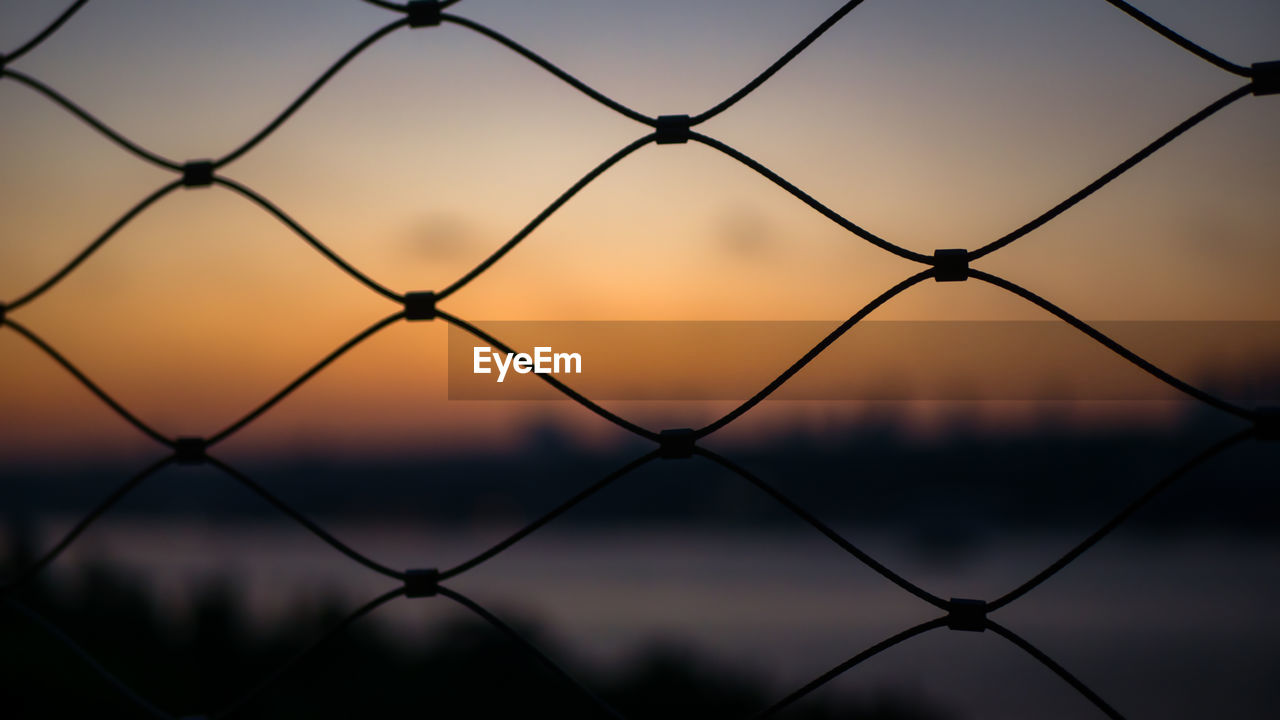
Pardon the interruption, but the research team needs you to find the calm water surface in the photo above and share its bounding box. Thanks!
[24,518,1280,719]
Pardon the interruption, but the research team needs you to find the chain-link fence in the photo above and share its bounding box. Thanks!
[2,1,1277,717]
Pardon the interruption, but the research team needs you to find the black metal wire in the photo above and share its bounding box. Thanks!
[988,427,1253,612]
[1103,0,1252,77]
[754,616,950,719]
[1,0,1275,715]
[437,134,657,300]
[3,0,90,64]
[362,0,465,12]
[440,450,662,580]
[2,69,183,171]
[437,586,626,720]
[987,619,1126,719]
[691,0,868,126]
[214,18,408,168]
[362,0,407,12]
[2,318,175,447]
[446,0,869,130]
[968,84,1253,261]
[691,79,1251,266]
[205,456,407,581]
[689,132,934,264]
[441,14,655,126]
[969,269,1255,419]
[212,178,405,303]
[696,448,949,610]
[0,454,175,594]
[696,270,935,438]
[206,310,406,445]
[5,180,185,311]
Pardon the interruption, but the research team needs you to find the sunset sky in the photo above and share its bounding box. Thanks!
[2,0,1278,462]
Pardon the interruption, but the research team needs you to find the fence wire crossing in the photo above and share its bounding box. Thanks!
[1,0,1277,717]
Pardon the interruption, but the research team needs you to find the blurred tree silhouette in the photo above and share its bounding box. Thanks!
[1,530,949,719]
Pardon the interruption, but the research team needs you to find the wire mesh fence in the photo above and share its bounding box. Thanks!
[1,0,1277,717]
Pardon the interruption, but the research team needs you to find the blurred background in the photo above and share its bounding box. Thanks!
[2,0,1279,717]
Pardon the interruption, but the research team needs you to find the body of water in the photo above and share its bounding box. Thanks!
[15,518,1280,719]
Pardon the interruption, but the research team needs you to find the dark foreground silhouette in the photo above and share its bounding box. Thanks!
[0,544,950,720]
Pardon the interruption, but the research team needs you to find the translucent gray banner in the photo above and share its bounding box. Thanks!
[447,321,1280,401]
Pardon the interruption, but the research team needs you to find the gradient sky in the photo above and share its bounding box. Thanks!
[2,0,1278,462]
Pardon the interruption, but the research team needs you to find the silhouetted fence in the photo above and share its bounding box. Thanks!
[2,1,1277,717]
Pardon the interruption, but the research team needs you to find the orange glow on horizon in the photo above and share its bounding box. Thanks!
[3,0,1278,463]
